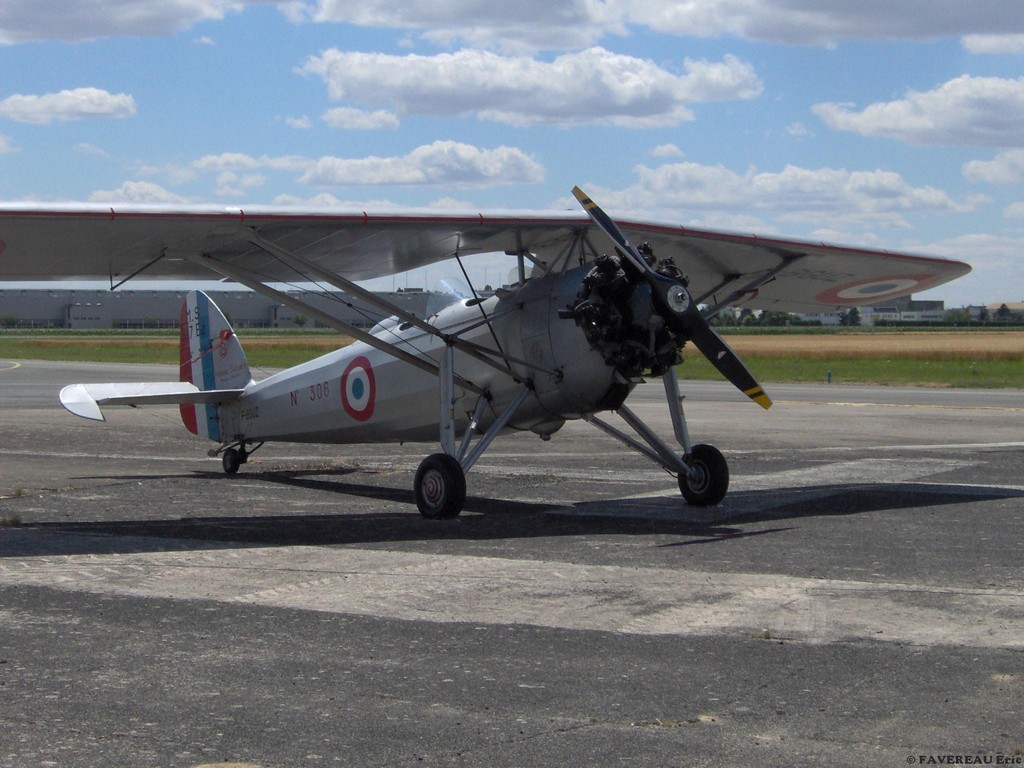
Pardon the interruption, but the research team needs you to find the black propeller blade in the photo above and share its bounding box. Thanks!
[572,186,772,410]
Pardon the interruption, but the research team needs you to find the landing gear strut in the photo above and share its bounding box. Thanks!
[585,368,731,507]
[416,348,533,519]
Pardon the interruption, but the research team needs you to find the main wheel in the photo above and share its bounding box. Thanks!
[414,453,466,519]
[222,447,242,475]
[679,444,729,506]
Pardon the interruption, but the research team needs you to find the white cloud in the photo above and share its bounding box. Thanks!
[298,140,544,187]
[74,142,109,158]
[214,171,266,197]
[583,161,978,229]
[322,107,400,130]
[289,0,622,51]
[0,0,241,44]
[191,152,313,173]
[286,115,313,129]
[89,181,192,204]
[269,192,401,209]
[963,150,1024,185]
[289,0,1024,49]
[302,48,761,128]
[621,1,1024,47]
[786,122,812,138]
[0,135,14,153]
[1004,202,1024,219]
[962,34,1024,54]
[156,143,543,190]
[8,0,1023,50]
[0,87,136,124]
[428,196,476,209]
[650,144,684,159]
[813,76,1024,147]
[916,232,1024,305]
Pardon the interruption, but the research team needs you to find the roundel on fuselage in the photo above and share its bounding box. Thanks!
[341,355,375,421]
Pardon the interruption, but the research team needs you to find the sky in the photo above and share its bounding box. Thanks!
[2,1,1024,306]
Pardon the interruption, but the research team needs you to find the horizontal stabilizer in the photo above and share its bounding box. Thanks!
[60,382,244,422]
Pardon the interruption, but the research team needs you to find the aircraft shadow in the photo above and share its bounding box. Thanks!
[5,472,1020,558]
[717,481,1024,523]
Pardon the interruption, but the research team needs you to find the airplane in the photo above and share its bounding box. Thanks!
[0,187,970,517]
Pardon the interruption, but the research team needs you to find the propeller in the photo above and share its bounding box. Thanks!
[572,186,772,410]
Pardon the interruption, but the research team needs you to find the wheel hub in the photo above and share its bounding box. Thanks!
[421,469,446,509]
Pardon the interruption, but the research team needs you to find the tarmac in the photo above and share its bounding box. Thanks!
[2,358,1023,768]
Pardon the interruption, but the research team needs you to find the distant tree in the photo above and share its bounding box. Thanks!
[978,306,989,322]
[1,315,17,328]
[760,311,792,327]
[945,308,971,325]
[840,307,861,327]
[293,314,308,328]
[996,303,1012,322]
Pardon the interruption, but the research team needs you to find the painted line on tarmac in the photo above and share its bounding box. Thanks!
[726,440,1024,457]
[775,399,1024,412]
[1,533,1021,650]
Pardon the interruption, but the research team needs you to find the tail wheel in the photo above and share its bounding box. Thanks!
[679,443,729,506]
[414,453,466,519]
[222,447,245,475]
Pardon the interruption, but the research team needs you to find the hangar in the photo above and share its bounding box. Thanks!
[0,287,453,329]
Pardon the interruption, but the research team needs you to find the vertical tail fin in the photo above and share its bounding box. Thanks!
[179,290,251,439]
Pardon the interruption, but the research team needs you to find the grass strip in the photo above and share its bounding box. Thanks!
[2,330,1022,388]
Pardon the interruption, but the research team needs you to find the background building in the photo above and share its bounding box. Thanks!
[0,288,455,330]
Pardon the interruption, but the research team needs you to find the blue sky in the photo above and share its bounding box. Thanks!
[2,1,1024,305]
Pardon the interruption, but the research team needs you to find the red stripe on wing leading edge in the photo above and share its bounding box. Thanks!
[178,298,198,435]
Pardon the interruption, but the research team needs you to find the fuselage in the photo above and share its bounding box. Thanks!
[218,266,628,446]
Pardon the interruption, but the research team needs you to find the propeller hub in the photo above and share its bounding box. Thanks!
[665,283,691,315]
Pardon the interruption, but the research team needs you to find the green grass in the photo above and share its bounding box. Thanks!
[676,355,1024,389]
[0,331,352,369]
[3,329,1023,388]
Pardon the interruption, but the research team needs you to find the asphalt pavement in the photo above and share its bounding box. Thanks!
[2,359,1023,768]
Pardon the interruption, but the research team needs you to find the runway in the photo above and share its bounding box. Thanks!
[2,359,1023,767]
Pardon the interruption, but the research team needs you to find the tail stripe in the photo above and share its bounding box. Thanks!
[194,292,221,441]
[179,298,199,435]
[178,290,250,442]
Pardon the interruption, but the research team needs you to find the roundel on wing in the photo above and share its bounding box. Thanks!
[815,274,941,305]
[341,356,375,422]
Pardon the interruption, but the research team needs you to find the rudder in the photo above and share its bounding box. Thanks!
[179,290,251,439]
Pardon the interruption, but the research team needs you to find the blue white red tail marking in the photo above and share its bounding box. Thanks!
[179,290,251,440]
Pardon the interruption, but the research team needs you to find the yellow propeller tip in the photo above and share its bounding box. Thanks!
[743,387,773,410]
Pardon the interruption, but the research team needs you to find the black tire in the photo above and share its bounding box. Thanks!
[678,444,728,506]
[222,447,242,475]
[414,453,466,519]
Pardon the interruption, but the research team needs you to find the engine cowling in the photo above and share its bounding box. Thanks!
[567,252,685,380]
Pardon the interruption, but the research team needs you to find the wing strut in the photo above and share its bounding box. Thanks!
[699,252,807,319]
[188,252,487,397]
[238,228,539,383]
